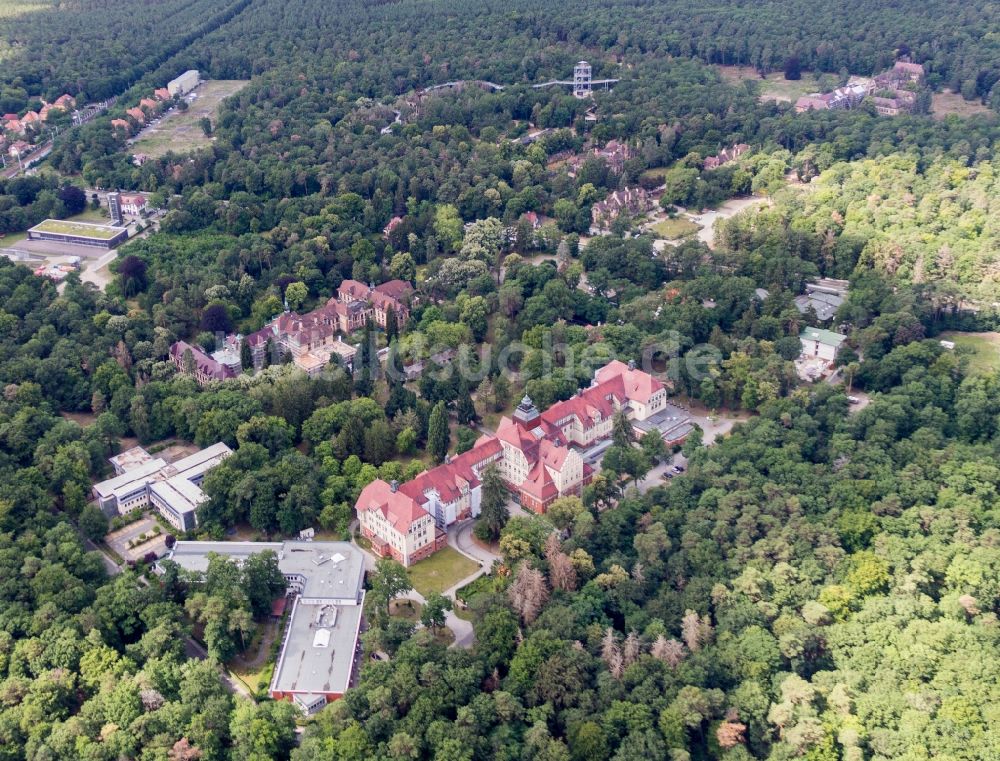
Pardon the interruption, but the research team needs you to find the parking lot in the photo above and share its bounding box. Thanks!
[105,516,168,563]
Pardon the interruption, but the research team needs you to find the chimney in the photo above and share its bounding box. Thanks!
[628,359,636,370]
[390,480,399,492]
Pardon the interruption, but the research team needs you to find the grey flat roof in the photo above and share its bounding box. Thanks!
[166,540,365,602]
[162,442,232,479]
[94,457,168,497]
[270,595,363,697]
[150,477,205,516]
[632,403,693,437]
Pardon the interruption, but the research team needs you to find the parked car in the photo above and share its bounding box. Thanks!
[673,465,685,473]
[847,396,860,404]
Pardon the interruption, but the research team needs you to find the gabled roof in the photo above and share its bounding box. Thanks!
[372,279,413,302]
[338,279,370,302]
[401,437,503,507]
[594,360,664,404]
[170,341,236,380]
[356,479,430,533]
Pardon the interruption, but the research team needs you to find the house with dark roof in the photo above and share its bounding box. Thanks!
[170,341,237,384]
[704,143,750,170]
[590,187,653,230]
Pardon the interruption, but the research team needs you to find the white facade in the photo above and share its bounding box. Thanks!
[92,443,232,531]
[167,70,200,96]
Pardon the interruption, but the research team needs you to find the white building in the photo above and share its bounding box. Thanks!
[167,70,200,97]
[161,540,366,713]
[800,327,847,363]
[92,443,232,531]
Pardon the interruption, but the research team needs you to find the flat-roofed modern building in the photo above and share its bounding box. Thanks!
[92,443,232,531]
[27,219,128,249]
[161,540,366,713]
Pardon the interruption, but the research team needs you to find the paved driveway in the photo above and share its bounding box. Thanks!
[104,515,168,562]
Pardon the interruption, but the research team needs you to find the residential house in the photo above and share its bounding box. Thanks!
[154,88,172,101]
[111,118,131,135]
[383,216,403,238]
[521,211,541,229]
[120,193,147,215]
[139,98,160,115]
[2,114,23,134]
[54,94,76,109]
[704,143,750,170]
[590,186,653,230]
[20,111,40,128]
[169,341,238,384]
[800,327,846,363]
[8,140,31,158]
[126,107,146,125]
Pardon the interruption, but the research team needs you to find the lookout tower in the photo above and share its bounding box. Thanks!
[513,394,540,428]
[573,61,592,98]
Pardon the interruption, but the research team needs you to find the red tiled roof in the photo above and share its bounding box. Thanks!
[401,437,503,507]
[356,479,430,532]
[373,279,413,302]
[594,360,664,404]
[338,279,370,302]
[520,459,559,501]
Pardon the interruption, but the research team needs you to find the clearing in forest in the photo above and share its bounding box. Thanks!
[716,64,822,103]
[938,332,1000,375]
[931,90,995,120]
[130,79,249,158]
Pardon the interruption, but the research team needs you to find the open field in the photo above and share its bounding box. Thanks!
[931,90,995,120]
[30,218,120,239]
[650,217,700,240]
[716,65,822,103]
[939,332,1000,375]
[407,547,479,596]
[0,0,51,19]
[131,79,248,158]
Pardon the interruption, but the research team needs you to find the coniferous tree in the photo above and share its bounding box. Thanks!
[477,464,509,541]
[385,306,398,343]
[427,401,450,463]
[240,339,253,371]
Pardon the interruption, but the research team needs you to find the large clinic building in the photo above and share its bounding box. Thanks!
[161,540,366,714]
[92,443,232,531]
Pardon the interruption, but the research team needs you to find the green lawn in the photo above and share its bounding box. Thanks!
[650,217,701,239]
[716,64,823,103]
[639,167,670,185]
[407,546,479,596]
[0,230,28,246]
[939,332,1000,375]
[29,218,120,238]
[389,598,422,622]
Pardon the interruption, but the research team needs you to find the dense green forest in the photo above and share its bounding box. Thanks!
[3,0,1000,111]
[1,0,1000,759]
